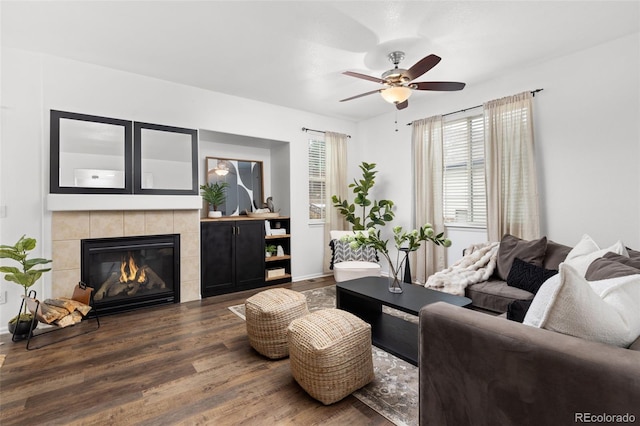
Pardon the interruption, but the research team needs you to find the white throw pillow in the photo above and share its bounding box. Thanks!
[523,263,640,348]
[562,234,628,276]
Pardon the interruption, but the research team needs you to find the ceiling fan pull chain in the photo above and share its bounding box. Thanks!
[395,111,399,132]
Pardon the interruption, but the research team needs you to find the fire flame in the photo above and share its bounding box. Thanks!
[120,252,147,283]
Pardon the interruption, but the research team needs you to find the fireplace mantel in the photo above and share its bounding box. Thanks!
[47,194,202,211]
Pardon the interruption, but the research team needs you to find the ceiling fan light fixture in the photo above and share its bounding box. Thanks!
[380,86,412,104]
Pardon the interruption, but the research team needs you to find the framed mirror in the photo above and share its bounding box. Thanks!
[206,157,264,216]
[50,110,132,194]
[134,122,198,195]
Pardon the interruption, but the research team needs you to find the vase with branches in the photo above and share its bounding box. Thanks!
[344,225,451,293]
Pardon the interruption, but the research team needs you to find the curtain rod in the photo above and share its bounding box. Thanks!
[406,88,544,126]
[302,127,351,138]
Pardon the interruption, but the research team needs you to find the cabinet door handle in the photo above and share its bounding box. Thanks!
[236,226,240,235]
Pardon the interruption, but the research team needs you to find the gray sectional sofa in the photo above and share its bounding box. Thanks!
[464,239,572,313]
[419,235,640,425]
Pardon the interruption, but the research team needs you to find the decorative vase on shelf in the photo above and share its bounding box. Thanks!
[208,211,222,218]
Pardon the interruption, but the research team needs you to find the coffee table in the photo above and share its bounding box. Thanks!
[336,276,472,366]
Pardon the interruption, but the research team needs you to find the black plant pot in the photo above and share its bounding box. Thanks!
[9,318,38,341]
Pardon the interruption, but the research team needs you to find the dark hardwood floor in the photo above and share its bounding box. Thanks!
[0,276,392,425]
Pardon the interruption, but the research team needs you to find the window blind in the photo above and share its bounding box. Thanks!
[443,114,486,226]
[308,138,326,220]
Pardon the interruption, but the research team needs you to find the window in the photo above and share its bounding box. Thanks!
[308,138,326,221]
[443,114,486,227]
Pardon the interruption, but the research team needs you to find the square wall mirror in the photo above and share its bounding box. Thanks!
[50,110,132,194]
[134,122,198,195]
[206,157,264,216]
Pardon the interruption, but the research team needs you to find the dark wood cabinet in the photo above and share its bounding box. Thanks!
[201,219,265,297]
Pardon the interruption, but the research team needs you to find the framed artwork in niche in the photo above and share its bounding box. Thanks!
[206,157,264,216]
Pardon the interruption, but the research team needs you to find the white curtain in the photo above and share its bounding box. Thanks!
[484,91,540,241]
[411,116,446,283]
[323,131,349,273]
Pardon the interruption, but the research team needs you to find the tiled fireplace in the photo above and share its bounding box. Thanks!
[51,210,201,306]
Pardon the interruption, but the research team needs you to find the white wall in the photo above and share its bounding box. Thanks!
[0,48,357,328]
[354,33,640,269]
[2,31,638,328]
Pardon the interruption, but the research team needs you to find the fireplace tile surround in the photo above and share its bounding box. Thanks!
[51,210,200,304]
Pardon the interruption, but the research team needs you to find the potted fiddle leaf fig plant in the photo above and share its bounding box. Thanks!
[332,162,395,230]
[200,182,229,218]
[0,235,52,339]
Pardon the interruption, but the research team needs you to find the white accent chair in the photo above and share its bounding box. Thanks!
[329,230,381,282]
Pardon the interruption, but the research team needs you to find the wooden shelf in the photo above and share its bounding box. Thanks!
[265,273,292,282]
[265,255,291,262]
[265,234,290,240]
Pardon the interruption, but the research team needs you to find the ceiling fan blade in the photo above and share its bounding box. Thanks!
[405,54,441,81]
[340,89,382,102]
[396,100,409,110]
[412,81,466,91]
[343,71,386,84]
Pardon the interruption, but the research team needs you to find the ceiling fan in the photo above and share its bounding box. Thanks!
[340,51,466,110]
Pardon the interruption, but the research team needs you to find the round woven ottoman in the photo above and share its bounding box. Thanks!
[287,308,374,405]
[245,288,309,359]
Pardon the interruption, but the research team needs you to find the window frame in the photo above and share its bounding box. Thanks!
[307,137,326,224]
[442,111,487,228]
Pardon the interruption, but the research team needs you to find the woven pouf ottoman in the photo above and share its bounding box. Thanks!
[287,308,375,405]
[245,288,309,359]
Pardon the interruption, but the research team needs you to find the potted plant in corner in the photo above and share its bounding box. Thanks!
[0,235,52,339]
[200,181,229,218]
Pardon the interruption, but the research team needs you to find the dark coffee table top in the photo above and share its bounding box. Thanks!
[336,276,471,315]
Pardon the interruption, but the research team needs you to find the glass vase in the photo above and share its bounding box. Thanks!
[387,270,403,293]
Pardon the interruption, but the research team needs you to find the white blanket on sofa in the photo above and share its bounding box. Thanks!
[425,241,500,296]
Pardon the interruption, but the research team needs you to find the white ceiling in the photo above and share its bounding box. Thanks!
[2,1,639,122]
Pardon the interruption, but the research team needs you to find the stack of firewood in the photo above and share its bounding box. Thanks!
[33,297,92,328]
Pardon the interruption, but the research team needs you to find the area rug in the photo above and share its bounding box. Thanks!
[228,285,418,426]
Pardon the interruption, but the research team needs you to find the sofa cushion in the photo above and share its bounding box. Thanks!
[466,279,534,313]
[523,263,640,348]
[585,252,640,281]
[542,240,572,270]
[563,234,628,276]
[496,234,547,281]
[507,257,558,294]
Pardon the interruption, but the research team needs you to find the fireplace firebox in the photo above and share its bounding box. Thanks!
[81,234,180,316]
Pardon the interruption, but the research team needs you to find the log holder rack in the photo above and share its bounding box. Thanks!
[11,281,101,350]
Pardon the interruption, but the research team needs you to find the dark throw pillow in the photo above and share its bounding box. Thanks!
[585,251,640,281]
[506,257,558,294]
[496,234,548,281]
[507,299,533,323]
